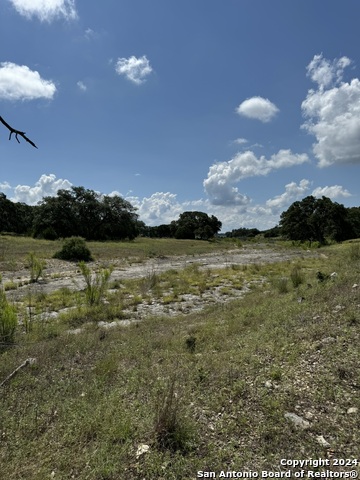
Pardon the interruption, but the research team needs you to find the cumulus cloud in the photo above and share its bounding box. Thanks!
[266,179,311,212]
[306,53,351,90]
[203,149,309,205]
[311,185,352,199]
[9,0,77,22]
[11,174,72,204]
[302,54,360,167]
[115,55,153,85]
[0,181,11,191]
[126,192,184,225]
[0,62,56,101]
[236,96,279,122]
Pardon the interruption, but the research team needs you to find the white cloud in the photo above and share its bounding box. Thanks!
[11,174,72,204]
[203,149,309,205]
[236,96,279,123]
[9,0,77,22]
[115,55,153,85]
[0,62,56,101]
[77,81,87,91]
[266,179,311,212]
[0,181,11,191]
[232,138,248,145]
[126,192,184,225]
[302,54,360,167]
[311,185,352,199]
[306,53,351,89]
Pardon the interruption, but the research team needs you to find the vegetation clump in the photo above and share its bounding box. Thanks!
[78,261,113,306]
[0,287,17,346]
[26,252,45,283]
[53,237,93,262]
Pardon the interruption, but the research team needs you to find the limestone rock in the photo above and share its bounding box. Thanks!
[284,412,310,430]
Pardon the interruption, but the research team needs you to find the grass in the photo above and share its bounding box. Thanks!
[0,238,359,478]
[0,235,241,267]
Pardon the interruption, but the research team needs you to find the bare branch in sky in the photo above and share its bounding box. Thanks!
[0,116,38,149]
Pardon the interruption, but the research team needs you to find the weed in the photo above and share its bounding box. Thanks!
[26,252,46,283]
[0,289,17,346]
[139,270,158,295]
[3,281,17,291]
[154,376,194,452]
[274,277,289,294]
[185,335,196,353]
[290,264,304,288]
[78,262,113,306]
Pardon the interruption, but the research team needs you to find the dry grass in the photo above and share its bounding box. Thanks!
[0,239,359,479]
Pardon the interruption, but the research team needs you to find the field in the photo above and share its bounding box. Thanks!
[0,236,359,479]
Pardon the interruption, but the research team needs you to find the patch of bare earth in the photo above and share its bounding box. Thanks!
[3,245,317,327]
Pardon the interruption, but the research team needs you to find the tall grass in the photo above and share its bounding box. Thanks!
[26,252,46,283]
[0,288,17,345]
[78,262,113,306]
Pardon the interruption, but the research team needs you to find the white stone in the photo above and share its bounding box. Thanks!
[284,412,310,430]
[136,444,150,458]
[316,435,330,447]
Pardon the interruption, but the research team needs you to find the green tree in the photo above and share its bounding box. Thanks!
[347,207,360,238]
[99,195,138,240]
[172,211,221,240]
[0,193,34,235]
[280,196,353,244]
[33,187,138,240]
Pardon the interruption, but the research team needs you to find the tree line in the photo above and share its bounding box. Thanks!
[0,187,222,241]
[0,188,359,243]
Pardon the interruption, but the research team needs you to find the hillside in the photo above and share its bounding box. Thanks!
[0,238,359,479]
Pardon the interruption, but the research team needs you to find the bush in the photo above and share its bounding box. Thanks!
[0,289,17,346]
[26,252,45,283]
[290,265,304,288]
[274,277,289,294]
[53,237,93,262]
[78,261,113,306]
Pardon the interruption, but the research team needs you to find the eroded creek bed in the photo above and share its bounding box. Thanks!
[2,245,318,327]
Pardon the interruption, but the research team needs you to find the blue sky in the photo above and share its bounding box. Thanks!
[0,0,359,232]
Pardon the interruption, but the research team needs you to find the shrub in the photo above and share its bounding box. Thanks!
[274,277,289,294]
[290,265,304,288]
[41,226,58,240]
[0,289,17,346]
[78,261,113,306]
[53,237,93,262]
[26,252,46,283]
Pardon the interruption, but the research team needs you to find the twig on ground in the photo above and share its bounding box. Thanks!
[0,358,37,388]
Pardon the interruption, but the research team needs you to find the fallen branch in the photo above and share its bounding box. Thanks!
[0,358,37,388]
[0,116,38,149]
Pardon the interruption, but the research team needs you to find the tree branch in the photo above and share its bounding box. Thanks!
[0,358,37,388]
[0,116,38,149]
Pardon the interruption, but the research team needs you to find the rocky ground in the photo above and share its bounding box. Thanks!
[2,245,317,330]
[3,244,313,296]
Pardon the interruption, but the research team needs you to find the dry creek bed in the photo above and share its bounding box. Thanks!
[2,245,317,329]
